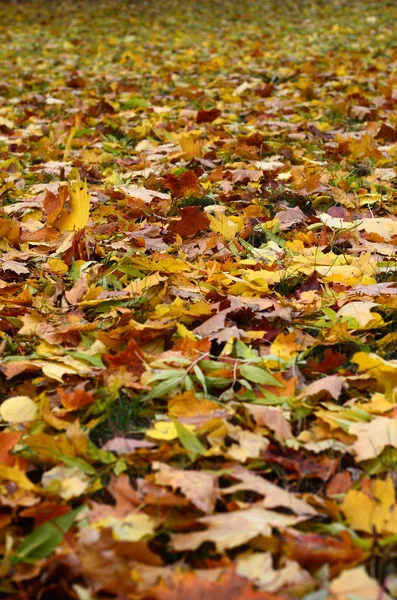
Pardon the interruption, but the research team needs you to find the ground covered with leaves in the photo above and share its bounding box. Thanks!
[0,0,397,598]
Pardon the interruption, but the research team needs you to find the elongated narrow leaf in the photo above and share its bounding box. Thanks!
[174,419,206,456]
[143,376,182,401]
[239,364,283,387]
[12,505,85,563]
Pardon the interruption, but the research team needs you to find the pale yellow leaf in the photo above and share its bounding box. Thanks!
[336,301,382,328]
[330,566,392,600]
[92,513,156,542]
[236,552,312,593]
[0,396,38,423]
[171,507,304,551]
[42,466,89,500]
[350,417,397,461]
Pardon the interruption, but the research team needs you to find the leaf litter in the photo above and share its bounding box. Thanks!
[0,0,397,598]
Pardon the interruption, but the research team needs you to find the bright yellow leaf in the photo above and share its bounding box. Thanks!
[146,421,195,441]
[55,181,91,232]
[208,212,239,241]
[342,477,397,534]
[48,258,69,274]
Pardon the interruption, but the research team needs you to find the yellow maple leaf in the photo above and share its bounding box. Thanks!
[180,134,203,159]
[348,134,383,160]
[208,212,239,241]
[55,181,91,232]
[270,331,302,362]
[0,464,36,491]
[352,352,397,391]
[342,477,397,534]
[48,258,69,274]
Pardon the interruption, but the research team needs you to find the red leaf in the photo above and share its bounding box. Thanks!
[106,338,145,375]
[283,530,366,576]
[165,171,201,198]
[306,348,346,374]
[196,108,221,124]
[58,387,95,411]
[167,206,209,240]
[20,502,71,526]
[140,569,286,600]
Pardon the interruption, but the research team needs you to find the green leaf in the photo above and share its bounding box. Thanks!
[261,226,286,247]
[199,360,232,372]
[122,97,148,109]
[59,453,96,475]
[12,505,86,563]
[185,374,194,390]
[147,369,185,383]
[323,308,336,320]
[143,376,182,400]
[68,351,105,368]
[193,364,207,394]
[204,376,232,388]
[173,419,206,456]
[239,364,282,387]
[235,340,258,360]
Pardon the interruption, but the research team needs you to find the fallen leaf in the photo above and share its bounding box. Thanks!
[143,570,285,600]
[0,396,38,423]
[153,462,217,513]
[329,566,392,600]
[350,417,397,461]
[146,421,195,441]
[342,476,397,535]
[336,301,381,328]
[1,260,29,275]
[222,466,317,516]
[299,375,343,401]
[244,404,293,442]
[91,512,156,542]
[208,212,240,241]
[236,552,313,593]
[351,352,397,390]
[172,507,305,551]
[102,438,155,453]
[42,466,89,499]
[283,530,365,575]
[55,181,91,232]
